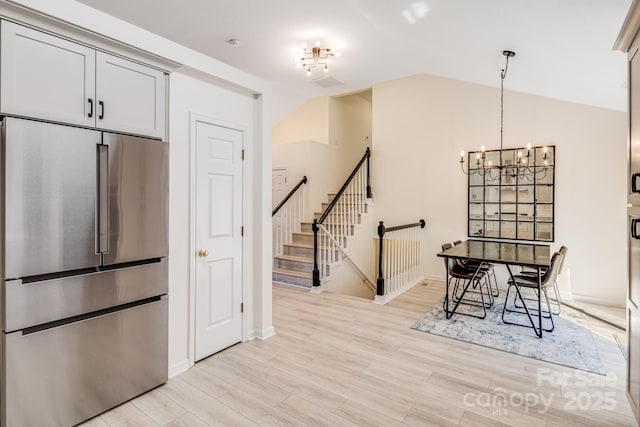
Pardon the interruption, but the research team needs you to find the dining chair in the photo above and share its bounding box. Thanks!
[518,245,566,314]
[452,239,499,298]
[441,242,492,319]
[502,251,563,333]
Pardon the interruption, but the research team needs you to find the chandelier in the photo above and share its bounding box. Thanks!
[295,41,340,76]
[460,50,549,179]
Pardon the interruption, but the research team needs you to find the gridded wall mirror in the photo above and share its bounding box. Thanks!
[467,145,555,242]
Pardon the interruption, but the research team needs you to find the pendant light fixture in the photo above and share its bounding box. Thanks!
[459,50,549,178]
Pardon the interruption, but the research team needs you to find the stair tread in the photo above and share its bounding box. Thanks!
[283,242,313,248]
[272,267,312,278]
[273,254,313,262]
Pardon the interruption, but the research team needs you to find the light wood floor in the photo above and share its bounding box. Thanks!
[81,281,637,426]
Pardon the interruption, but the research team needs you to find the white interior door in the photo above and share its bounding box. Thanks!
[272,168,288,255]
[195,120,243,361]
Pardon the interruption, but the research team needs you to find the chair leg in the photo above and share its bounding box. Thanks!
[450,276,487,319]
[489,268,499,297]
[542,288,555,332]
[550,280,561,315]
[502,284,546,337]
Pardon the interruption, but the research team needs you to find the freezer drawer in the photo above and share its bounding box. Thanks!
[101,132,168,265]
[3,117,102,278]
[1,296,168,427]
[2,258,167,332]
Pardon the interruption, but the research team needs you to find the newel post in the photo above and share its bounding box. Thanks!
[312,219,320,287]
[365,147,372,199]
[376,221,385,296]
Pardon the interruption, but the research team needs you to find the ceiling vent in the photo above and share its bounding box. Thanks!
[312,76,343,88]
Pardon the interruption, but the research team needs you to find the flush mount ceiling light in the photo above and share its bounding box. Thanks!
[295,40,340,76]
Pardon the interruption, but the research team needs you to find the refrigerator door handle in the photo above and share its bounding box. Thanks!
[632,218,640,240]
[97,144,110,254]
[632,173,640,193]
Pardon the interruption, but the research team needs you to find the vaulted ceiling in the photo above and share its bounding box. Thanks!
[75,0,631,124]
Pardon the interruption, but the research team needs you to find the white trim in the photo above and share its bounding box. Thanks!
[168,359,190,378]
[256,327,276,340]
[570,293,626,308]
[188,112,248,366]
[374,276,426,305]
[245,327,276,341]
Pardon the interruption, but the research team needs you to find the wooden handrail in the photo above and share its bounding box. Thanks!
[272,176,307,216]
[318,148,370,225]
[384,219,426,234]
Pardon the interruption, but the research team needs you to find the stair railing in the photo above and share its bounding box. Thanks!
[375,219,426,304]
[272,176,307,257]
[312,148,371,288]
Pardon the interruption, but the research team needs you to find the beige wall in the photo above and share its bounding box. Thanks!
[272,140,338,221]
[273,91,372,219]
[331,92,373,183]
[273,96,330,145]
[372,73,627,305]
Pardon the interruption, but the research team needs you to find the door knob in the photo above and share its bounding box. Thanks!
[198,249,209,258]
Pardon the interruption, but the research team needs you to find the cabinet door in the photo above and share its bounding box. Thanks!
[96,52,166,139]
[629,208,640,421]
[0,20,96,127]
[630,46,640,205]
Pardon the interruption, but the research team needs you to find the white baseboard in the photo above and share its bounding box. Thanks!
[257,326,276,340]
[168,358,190,378]
[570,293,625,308]
[247,326,276,341]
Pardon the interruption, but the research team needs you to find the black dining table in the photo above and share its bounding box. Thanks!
[437,239,551,337]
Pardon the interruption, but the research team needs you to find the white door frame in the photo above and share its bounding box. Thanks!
[188,112,248,368]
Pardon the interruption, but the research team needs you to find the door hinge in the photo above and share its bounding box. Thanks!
[241,226,244,236]
[242,149,245,160]
[241,302,244,313]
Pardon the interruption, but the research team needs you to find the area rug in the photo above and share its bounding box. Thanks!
[411,299,605,375]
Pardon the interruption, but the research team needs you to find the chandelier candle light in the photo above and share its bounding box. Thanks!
[459,50,550,178]
[295,40,340,76]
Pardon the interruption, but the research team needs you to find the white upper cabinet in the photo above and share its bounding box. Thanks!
[0,20,167,140]
[1,20,96,128]
[96,52,165,139]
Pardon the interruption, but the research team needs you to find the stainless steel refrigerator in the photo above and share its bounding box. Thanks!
[0,117,169,426]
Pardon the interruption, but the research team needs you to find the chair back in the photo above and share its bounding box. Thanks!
[441,242,457,271]
[541,251,563,289]
[558,246,568,273]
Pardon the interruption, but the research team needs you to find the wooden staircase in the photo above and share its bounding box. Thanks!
[272,193,368,288]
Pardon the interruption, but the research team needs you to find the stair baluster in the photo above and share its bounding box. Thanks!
[272,176,307,258]
[312,148,371,288]
[375,219,427,304]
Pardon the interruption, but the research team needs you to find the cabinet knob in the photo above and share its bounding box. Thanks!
[198,249,209,258]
